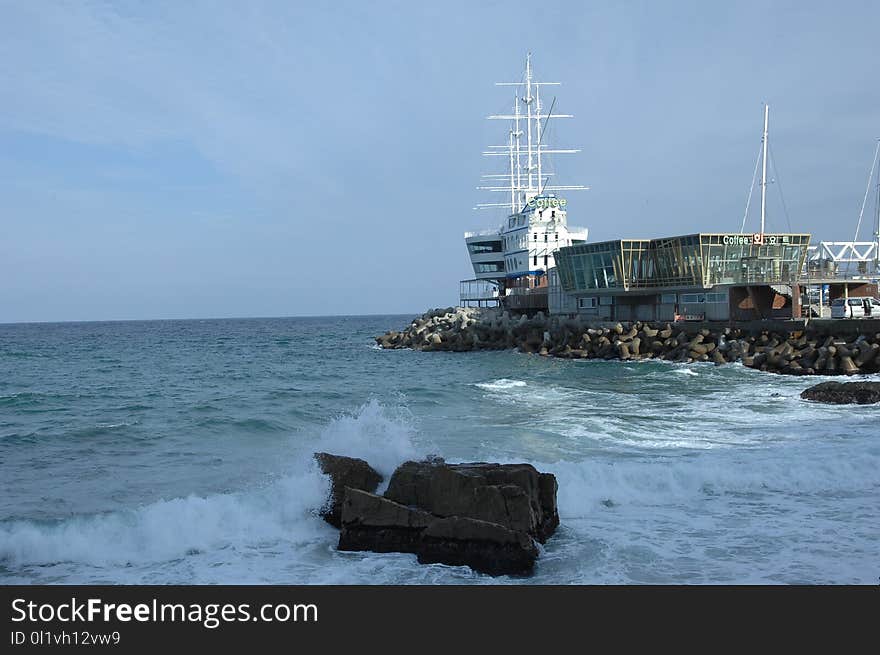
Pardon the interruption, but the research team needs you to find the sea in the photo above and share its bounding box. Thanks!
[0,316,877,584]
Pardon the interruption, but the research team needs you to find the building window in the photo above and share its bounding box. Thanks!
[660,293,677,304]
[469,242,502,254]
[599,296,615,306]
[544,234,548,243]
[578,297,598,309]
[534,233,538,241]
[555,233,558,241]
[680,293,706,303]
[543,255,548,266]
[706,293,727,303]
[533,255,538,266]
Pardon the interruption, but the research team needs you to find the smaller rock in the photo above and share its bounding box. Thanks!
[800,381,880,405]
[314,452,383,528]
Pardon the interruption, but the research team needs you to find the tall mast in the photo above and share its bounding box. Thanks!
[875,141,880,272]
[525,52,534,194]
[535,84,543,187]
[508,126,516,213]
[760,104,769,235]
[514,93,522,202]
[477,55,588,211]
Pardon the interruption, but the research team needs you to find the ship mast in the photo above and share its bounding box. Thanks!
[477,53,588,212]
[525,53,534,193]
[874,145,880,275]
[760,103,769,235]
[535,83,543,186]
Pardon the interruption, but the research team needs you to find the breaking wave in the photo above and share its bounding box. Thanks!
[0,400,427,573]
[474,379,528,391]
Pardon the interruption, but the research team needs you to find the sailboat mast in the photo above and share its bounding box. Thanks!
[760,104,769,235]
[875,142,880,271]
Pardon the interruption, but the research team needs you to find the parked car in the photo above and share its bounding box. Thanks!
[830,296,880,318]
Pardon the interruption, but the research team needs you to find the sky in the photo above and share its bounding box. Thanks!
[1,0,878,322]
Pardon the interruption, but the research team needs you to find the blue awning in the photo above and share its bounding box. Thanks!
[506,269,545,279]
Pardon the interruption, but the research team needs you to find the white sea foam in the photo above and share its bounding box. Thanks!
[0,400,426,573]
[0,464,331,569]
[548,445,880,518]
[1,394,877,584]
[475,379,527,391]
[313,399,427,480]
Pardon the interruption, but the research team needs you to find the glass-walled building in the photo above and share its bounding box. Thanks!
[553,233,811,321]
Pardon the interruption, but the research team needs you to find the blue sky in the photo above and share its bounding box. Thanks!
[1,1,878,322]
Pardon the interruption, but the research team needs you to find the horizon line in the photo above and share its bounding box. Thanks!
[0,310,437,327]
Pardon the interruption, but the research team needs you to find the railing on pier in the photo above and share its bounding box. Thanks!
[459,279,500,307]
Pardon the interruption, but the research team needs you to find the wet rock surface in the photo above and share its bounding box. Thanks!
[800,381,880,404]
[384,460,559,543]
[314,452,383,528]
[321,455,559,576]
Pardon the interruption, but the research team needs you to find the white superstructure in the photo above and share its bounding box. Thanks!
[462,54,588,310]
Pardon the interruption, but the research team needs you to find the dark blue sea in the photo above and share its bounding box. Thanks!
[1,316,877,583]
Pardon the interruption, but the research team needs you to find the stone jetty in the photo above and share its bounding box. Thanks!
[375,307,880,376]
[315,453,559,576]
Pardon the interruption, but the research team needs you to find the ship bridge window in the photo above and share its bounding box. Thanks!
[534,233,538,241]
[468,242,502,254]
[533,255,538,266]
[544,234,548,243]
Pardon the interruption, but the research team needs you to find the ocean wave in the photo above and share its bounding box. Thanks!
[474,379,527,391]
[192,417,291,433]
[313,399,428,481]
[0,468,331,568]
[0,392,44,408]
[0,399,427,571]
[1,389,876,583]
[548,445,880,519]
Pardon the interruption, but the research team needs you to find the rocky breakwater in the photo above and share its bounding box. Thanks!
[375,307,880,376]
[315,453,559,576]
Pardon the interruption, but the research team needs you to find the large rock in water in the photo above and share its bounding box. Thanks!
[337,488,540,576]
[314,452,383,527]
[384,460,559,543]
[800,381,880,405]
[328,458,560,576]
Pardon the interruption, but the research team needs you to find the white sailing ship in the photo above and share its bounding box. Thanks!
[461,54,589,311]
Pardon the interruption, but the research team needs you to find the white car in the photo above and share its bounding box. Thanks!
[831,296,880,318]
